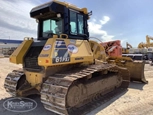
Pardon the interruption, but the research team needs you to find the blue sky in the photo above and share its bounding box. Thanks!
[0,0,153,47]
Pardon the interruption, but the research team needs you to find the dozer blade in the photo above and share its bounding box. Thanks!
[123,61,148,84]
[107,57,148,84]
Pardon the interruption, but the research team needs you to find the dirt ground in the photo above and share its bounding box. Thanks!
[0,58,153,115]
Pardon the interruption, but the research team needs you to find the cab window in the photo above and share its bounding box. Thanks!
[78,14,84,34]
[69,10,84,35]
[70,11,77,35]
[42,19,63,37]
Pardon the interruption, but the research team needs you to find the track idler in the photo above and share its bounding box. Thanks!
[4,69,39,97]
[4,69,25,96]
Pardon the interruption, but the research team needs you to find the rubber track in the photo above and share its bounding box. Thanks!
[40,63,129,115]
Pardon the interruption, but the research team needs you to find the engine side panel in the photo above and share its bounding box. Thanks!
[38,37,94,66]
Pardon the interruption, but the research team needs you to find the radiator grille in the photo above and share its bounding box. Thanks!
[24,46,43,71]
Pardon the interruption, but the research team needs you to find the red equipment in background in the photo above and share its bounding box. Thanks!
[101,40,122,57]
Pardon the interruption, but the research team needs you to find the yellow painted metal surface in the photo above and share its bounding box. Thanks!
[9,38,33,64]
[25,70,44,87]
[38,37,93,66]
[89,40,106,62]
[69,40,93,62]
[38,38,55,66]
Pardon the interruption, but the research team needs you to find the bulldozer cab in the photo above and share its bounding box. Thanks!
[30,0,89,40]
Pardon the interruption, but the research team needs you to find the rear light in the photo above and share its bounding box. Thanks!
[46,60,49,63]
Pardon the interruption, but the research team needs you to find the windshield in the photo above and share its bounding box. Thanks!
[42,19,63,37]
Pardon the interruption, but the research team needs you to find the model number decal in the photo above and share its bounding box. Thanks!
[55,57,70,63]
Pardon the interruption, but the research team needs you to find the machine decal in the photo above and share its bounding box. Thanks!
[39,54,49,57]
[53,40,70,63]
[75,57,84,60]
[67,44,78,53]
[43,45,51,51]
[53,49,70,63]
[55,56,70,63]
[55,40,67,48]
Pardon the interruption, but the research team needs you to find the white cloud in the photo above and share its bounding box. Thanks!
[88,16,114,42]
[120,39,128,47]
[0,1,40,40]
[100,16,110,25]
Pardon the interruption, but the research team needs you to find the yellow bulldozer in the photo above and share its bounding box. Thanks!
[4,0,147,115]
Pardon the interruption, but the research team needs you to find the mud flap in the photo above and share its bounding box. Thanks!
[121,61,148,84]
